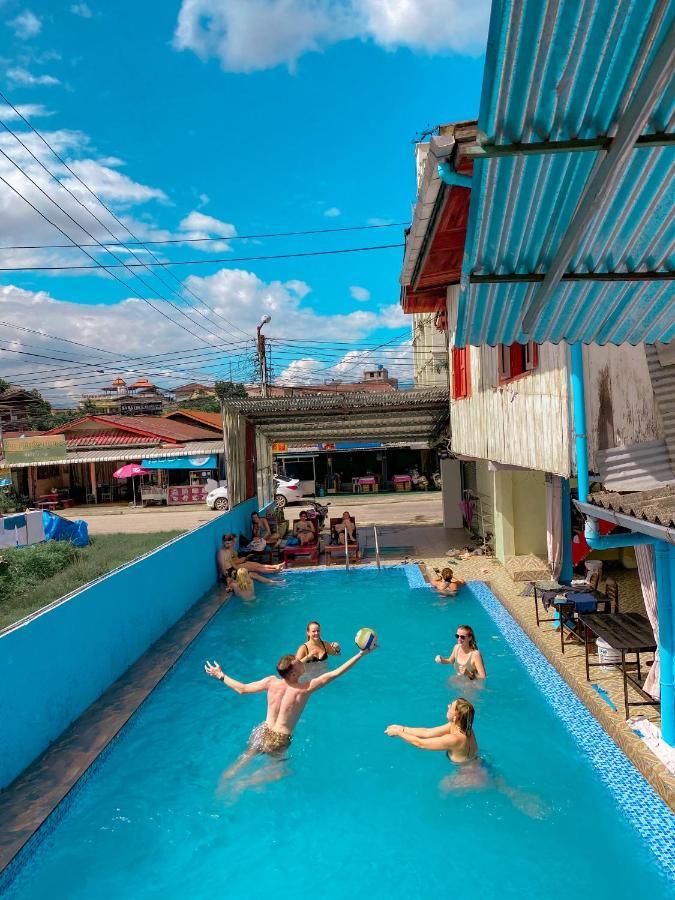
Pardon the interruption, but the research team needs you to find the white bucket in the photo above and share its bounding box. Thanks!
[597,637,621,667]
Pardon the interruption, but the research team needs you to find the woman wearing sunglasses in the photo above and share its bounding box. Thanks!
[435,625,486,680]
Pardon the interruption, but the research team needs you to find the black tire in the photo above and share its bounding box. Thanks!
[214,497,229,511]
[275,493,287,509]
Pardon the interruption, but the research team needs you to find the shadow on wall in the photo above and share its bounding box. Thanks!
[0,497,260,790]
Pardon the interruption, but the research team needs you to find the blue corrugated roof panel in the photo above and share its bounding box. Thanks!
[457,0,675,347]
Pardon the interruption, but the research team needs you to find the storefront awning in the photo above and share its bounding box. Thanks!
[9,441,224,468]
[141,455,217,470]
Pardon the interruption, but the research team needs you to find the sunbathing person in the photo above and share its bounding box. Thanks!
[435,625,486,680]
[217,534,284,578]
[431,567,465,595]
[385,698,478,765]
[294,510,316,546]
[205,641,377,782]
[296,620,341,663]
[334,510,357,545]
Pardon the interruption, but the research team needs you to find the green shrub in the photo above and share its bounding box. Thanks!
[0,541,78,602]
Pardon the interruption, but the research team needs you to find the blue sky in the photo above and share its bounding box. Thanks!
[0,1,488,400]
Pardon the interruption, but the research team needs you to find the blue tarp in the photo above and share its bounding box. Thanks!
[141,455,217,470]
[42,510,90,547]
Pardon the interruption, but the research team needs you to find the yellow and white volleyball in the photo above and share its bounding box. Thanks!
[355,627,377,650]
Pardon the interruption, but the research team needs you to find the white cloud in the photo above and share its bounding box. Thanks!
[0,103,53,121]
[323,206,340,218]
[7,67,60,87]
[173,0,489,73]
[350,285,370,302]
[277,342,414,386]
[367,216,394,226]
[197,192,209,208]
[8,10,42,40]
[178,210,236,251]
[63,159,168,204]
[71,3,93,17]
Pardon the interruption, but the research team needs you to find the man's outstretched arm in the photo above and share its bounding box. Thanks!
[205,660,274,694]
[307,646,376,693]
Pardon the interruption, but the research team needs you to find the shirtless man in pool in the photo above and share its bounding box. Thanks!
[205,644,376,781]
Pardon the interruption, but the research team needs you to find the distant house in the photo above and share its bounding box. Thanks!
[0,387,40,433]
[244,368,399,397]
[173,382,216,403]
[80,377,175,416]
[164,409,223,433]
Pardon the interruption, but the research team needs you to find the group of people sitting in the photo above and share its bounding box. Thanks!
[290,509,357,547]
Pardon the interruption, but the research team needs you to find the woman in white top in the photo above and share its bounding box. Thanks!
[435,624,486,680]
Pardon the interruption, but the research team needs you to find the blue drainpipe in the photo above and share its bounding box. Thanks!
[570,342,674,745]
[437,162,473,189]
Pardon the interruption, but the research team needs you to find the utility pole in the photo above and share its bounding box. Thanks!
[256,314,271,398]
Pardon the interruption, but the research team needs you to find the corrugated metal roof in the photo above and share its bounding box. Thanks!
[596,440,675,491]
[9,440,224,468]
[455,0,675,347]
[586,485,675,529]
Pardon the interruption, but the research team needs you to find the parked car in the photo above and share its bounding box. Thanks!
[274,476,303,509]
[206,485,230,511]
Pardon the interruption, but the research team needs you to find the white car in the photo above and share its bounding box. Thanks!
[274,476,303,508]
[206,477,303,512]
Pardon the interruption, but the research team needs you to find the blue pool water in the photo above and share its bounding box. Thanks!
[4,568,673,899]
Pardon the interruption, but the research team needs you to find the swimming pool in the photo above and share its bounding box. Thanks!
[3,567,674,898]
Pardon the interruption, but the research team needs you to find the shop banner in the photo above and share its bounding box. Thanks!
[142,455,217,471]
[167,485,208,505]
[5,434,67,464]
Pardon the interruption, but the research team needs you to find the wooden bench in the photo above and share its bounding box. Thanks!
[579,612,657,718]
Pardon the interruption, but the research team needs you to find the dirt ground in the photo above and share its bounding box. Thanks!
[60,491,443,535]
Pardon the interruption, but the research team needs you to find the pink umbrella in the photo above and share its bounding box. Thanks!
[113,463,150,506]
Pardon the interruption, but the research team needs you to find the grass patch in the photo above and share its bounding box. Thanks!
[0,531,184,631]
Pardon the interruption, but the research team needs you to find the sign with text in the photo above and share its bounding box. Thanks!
[272,442,288,453]
[4,434,67,464]
[166,485,208,505]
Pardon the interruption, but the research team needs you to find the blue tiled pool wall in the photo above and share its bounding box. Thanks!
[450,577,675,880]
[0,497,259,790]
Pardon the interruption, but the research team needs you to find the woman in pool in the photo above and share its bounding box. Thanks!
[435,625,486,680]
[296,621,341,663]
[385,698,478,765]
[227,567,281,600]
[431,567,465,595]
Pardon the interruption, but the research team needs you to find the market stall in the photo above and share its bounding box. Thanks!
[140,454,219,505]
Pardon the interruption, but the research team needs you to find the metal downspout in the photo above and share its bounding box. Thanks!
[654,542,675,746]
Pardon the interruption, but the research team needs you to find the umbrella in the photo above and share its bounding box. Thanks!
[113,464,150,506]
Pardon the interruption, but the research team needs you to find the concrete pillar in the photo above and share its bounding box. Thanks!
[89,461,97,503]
[493,469,515,563]
[440,458,462,528]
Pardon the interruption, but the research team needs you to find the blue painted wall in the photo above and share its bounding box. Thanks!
[0,497,258,789]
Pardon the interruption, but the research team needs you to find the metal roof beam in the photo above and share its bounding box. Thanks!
[470,271,674,284]
[521,17,675,336]
[463,132,674,159]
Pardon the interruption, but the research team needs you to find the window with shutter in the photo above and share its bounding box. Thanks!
[451,346,470,399]
[498,342,539,383]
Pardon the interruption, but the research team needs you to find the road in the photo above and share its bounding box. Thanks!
[61,491,442,534]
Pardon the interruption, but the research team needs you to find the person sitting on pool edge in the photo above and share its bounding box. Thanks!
[205,638,377,780]
[217,534,284,579]
[385,698,478,766]
[431,567,465,595]
[435,625,486,680]
[296,620,341,663]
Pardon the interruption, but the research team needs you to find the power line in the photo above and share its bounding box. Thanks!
[0,95,252,340]
[0,242,405,272]
[0,221,409,251]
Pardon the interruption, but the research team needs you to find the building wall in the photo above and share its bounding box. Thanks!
[583,343,660,470]
[412,312,448,388]
[0,497,259,789]
[512,469,548,556]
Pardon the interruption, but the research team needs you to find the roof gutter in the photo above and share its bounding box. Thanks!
[437,162,472,189]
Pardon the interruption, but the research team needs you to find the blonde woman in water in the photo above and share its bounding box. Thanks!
[227,567,281,601]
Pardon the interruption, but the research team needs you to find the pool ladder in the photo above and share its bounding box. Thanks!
[373,525,381,570]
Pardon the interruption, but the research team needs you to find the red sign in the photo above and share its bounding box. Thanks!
[167,485,208,505]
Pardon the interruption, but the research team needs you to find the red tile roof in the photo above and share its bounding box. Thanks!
[163,410,223,431]
[64,432,157,448]
[46,415,218,443]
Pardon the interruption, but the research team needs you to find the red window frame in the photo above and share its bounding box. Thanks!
[498,342,538,384]
[451,346,470,399]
